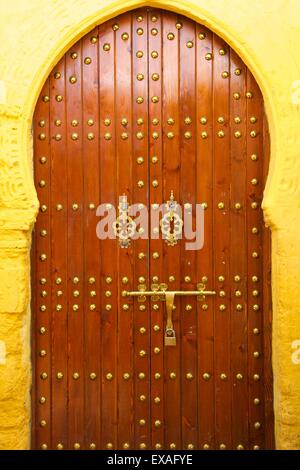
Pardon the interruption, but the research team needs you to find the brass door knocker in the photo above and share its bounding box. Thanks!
[160,190,183,246]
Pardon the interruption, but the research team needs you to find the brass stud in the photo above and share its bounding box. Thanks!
[74,443,80,450]
[112,24,119,31]
[202,304,208,311]
[253,351,260,358]
[170,443,176,449]
[139,419,146,426]
[253,289,259,296]
[205,52,213,60]
[121,132,128,140]
[251,202,258,209]
[170,372,176,379]
[184,276,191,283]
[138,373,146,381]
[123,372,130,380]
[104,132,112,140]
[40,372,48,380]
[154,396,161,404]
[56,95,63,102]
[154,419,161,428]
[136,131,144,140]
[90,36,98,43]
[89,304,96,311]
[234,116,241,124]
[184,131,192,139]
[154,373,161,380]
[105,304,112,311]
[250,130,258,138]
[72,203,79,211]
[40,204,47,212]
[153,325,160,332]
[139,305,146,311]
[139,394,146,402]
[152,131,159,139]
[39,396,46,404]
[184,116,192,125]
[151,96,159,103]
[71,52,78,59]
[137,118,144,125]
[167,32,175,40]
[56,203,63,211]
[253,327,260,335]
[235,68,242,75]
[138,180,145,188]
[136,50,143,58]
[136,96,144,104]
[104,290,111,297]
[251,178,258,186]
[219,290,226,297]
[235,290,242,297]
[39,180,46,188]
[103,43,110,52]
[200,116,207,124]
[136,73,144,81]
[41,444,48,450]
[185,304,192,311]
[39,133,46,141]
[254,398,260,405]
[56,291,62,297]
[151,156,158,164]
[220,373,227,380]
[235,131,242,139]
[121,276,128,284]
[139,327,146,335]
[89,203,95,210]
[152,180,159,188]
[89,443,96,450]
[106,442,113,449]
[55,304,62,312]
[39,120,45,127]
[203,372,211,380]
[154,347,160,355]
[203,444,210,449]
[152,252,160,259]
[254,422,261,429]
[106,372,113,381]
[235,202,242,209]
[87,132,94,140]
[236,304,243,311]
[186,41,193,48]
[123,442,130,449]
[251,154,258,161]
[253,304,260,311]
[54,133,62,141]
[217,116,225,124]
[222,71,229,79]
[42,95,50,102]
[139,443,147,449]
[90,372,97,380]
[39,349,47,357]
[69,76,77,84]
[236,373,243,380]
[199,32,206,40]
[187,444,194,450]
[218,130,225,138]
[56,372,63,380]
[54,72,61,79]
[169,275,175,282]
[167,117,175,125]
[233,92,240,100]
[151,50,158,58]
[246,91,253,99]
[175,21,182,29]
[136,28,143,36]
[121,32,129,40]
[252,251,259,259]
[186,372,194,380]
[89,277,96,284]
[151,28,158,36]
[122,304,129,311]
[139,350,146,357]
[201,131,208,139]
[253,445,260,450]
[72,304,79,312]
[71,132,78,140]
[40,253,47,261]
[152,73,159,81]
[40,156,47,164]
[137,156,144,164]
[84,57,92,65]
[218,202,225,209]
[41,290,47,298]
[237,444,244,450]
[71,119,78,127]
[73,277,79,284]
[137,15,143,22]
[39,327,46,334]
[219,48,227,55]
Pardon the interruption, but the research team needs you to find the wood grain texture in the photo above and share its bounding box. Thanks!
[32,8,273,450]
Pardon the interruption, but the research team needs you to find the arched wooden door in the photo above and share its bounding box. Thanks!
[32,7,274,450]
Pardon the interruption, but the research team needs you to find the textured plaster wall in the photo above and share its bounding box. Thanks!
[0,0,300,450]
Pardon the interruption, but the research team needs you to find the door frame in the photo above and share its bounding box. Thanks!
[1,0,300,450]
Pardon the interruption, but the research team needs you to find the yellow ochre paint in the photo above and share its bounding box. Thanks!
[0,0,300,450]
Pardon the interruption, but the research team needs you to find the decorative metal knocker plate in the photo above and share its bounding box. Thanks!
[160,191,183,246]
[113,194,136,248]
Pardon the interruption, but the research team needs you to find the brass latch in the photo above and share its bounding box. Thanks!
[125,283,216,346]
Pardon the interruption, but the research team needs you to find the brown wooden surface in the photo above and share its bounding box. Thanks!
[32,7,274,450]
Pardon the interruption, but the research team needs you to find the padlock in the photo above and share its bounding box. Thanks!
[165,328,176,346]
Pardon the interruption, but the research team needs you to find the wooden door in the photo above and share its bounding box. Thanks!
[32,8,274,450]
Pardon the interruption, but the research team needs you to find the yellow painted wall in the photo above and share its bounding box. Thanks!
[0,0,300,450]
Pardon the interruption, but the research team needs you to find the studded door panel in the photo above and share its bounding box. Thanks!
[32,8,274,450]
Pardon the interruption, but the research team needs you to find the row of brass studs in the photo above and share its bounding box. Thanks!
[38,116,257,126]
[39,130,259,141]
[42,89,253,104]
[39,442,261,450]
